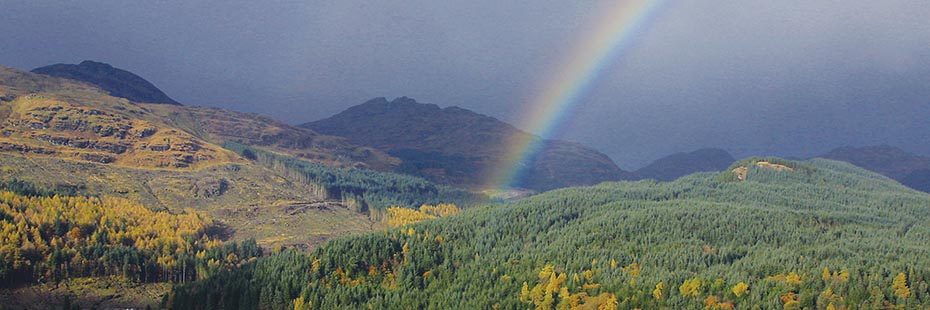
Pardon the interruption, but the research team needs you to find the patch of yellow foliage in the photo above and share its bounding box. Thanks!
[519,264,616,310]
[384,204,460,227]
[679,278,703,298]
[731,282,749,297]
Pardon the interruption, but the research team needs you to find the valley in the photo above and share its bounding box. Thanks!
[0,61,928,309]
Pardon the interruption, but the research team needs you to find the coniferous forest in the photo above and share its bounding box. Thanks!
[167,159,930,309]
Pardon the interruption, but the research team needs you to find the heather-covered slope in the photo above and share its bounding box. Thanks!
[303,97,628,190]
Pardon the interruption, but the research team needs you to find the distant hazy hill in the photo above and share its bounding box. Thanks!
[632,148,735,181]
[303,97,628,190]
[170,157,930,309]
[32,60,180,105]
[819,145,930,192]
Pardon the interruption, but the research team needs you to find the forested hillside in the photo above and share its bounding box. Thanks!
[170,158,930,309]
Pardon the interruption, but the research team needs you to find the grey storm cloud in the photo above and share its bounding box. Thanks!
[2,0,929,168]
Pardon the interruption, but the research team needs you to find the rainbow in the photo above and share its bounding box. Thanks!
[486,0,671,190]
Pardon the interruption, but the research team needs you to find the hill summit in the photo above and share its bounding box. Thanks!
[32,60,180,105]
[303,97,628,190]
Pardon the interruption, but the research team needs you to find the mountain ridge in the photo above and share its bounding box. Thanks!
[631,147,735,181]
[302,97,629,190]
[31,60,180,105]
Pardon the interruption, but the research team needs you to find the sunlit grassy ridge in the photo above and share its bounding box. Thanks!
[170,158,930,309]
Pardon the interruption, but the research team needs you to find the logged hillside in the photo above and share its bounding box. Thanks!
[303,97,628,191]
[631,148,735,181]
[171,158,930,309]
[32,60,179,105]
[820,145,930,193]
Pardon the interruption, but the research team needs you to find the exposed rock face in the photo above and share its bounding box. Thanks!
[303,97,628,190]
[819,145,930,193]
[32,60,180,105]
[631,148,736,181]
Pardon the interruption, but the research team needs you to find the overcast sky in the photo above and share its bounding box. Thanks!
[2,0,929,169]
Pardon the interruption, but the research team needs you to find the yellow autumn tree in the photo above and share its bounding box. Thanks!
[892,272,911,299]
[785,272,803,286]
[598,293,618,310]
[703,296,734,310]
[731,282,749,298]
[293,296,312,310]
[653,281,666,301]
[680,278,703,298]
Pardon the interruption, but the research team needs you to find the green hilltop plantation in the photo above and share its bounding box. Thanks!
[168,158,930,309]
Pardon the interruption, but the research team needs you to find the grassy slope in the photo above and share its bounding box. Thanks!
[171,158,930,309]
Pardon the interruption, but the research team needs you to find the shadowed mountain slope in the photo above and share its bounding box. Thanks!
[303,97,628,190]
[631,148,736,181]
[32,60,180,105]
